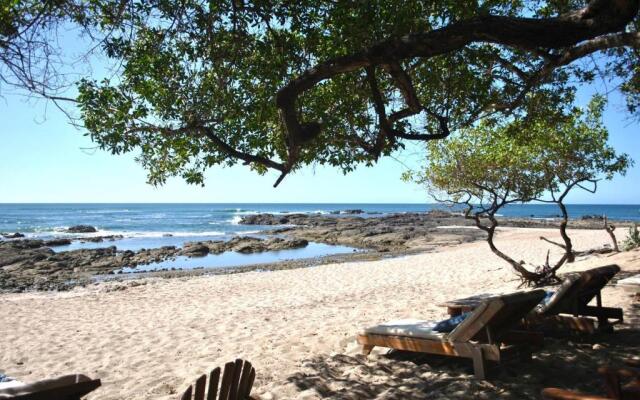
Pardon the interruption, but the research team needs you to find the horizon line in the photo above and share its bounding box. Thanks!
[1,202,639,206]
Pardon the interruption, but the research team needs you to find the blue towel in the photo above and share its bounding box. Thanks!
[0,373,15,383]
[433,312,471,333]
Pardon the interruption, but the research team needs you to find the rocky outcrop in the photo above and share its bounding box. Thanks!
[67,225,98,233]
[0,235,309,292]
[180,236,309,256]
[239,211,630,252]
[239,212,481,251]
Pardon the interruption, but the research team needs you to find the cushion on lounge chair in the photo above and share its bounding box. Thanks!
[361,319,446,340]
[537,274,580,314]
[433,312,471,333]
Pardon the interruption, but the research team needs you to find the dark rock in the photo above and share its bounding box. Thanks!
[67,225,97,233]
[581,214,604,220]
[2,232,25,239]
[180,242,210,257]
[44,239,72,247]
[342,209,365,214]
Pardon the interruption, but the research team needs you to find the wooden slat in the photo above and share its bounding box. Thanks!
[180,385,193,400]
[206,367,221,400]
[578,305,623,321]
[356,333,502,361]
[228,359,243,400]
[237,361,254,399]
[218,362,235,400]
[531,314,597,334]
[194,374,207,400]
[246,369,255,400]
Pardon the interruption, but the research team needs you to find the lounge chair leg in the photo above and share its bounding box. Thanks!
[362,344,374,356]
[471,347,487,380]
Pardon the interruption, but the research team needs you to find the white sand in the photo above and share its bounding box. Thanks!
[1,227,638,399]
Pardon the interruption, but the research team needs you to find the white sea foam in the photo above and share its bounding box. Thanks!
[23,228,226,240]
[84,209,131,214]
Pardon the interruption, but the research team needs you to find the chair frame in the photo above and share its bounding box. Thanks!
[357,290,546,379]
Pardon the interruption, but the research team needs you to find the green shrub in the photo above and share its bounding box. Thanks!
[623,225,640,251]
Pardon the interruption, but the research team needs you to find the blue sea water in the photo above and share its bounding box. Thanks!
[1,203,638,272]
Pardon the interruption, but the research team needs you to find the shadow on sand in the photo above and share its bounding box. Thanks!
[287,295,640,399]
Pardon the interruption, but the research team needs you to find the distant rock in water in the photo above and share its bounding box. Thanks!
[581,214,605,220]
[67,225,98,233]
[332,209,365,215]
[2,232,25,239]
[44,238,72,247]
[240,214,297,225]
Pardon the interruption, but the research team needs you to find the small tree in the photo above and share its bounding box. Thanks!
[413,99,631,285]
[515,96,631,261]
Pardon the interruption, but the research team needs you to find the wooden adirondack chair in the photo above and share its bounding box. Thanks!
[542,359,640,400]
[0,374,101,400]
[179,359,255,400]
[357,290,546,379]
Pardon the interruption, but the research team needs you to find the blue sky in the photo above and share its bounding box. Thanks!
[1,62,639,204]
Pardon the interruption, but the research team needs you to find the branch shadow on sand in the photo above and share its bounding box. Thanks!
[286,297,640,399]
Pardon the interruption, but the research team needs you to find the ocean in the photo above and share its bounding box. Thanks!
[1,203,638,272]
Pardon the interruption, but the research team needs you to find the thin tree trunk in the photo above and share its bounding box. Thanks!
[604,216,619,252]
[474,214,540,282]
[557,201,575,262]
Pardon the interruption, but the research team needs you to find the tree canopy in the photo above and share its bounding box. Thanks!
[411,97,631,283]
[68,0,639,187]
[2,1,639,186]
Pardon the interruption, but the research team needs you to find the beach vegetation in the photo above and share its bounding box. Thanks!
[410,97,631,285]
[9,0,630,187]
[623,224,640,251]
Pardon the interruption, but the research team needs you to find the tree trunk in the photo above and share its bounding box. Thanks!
[557,201,575,262]
[604,216,619,252]
[474,214,540,282]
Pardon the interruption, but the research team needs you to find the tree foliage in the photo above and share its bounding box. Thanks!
[0,0,130,100]
[411,97,631,283]
[65,0,639,186]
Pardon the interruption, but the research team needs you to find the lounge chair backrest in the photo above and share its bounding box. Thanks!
[448,290,545,343]
[539,265,620,315]
[0,374,101,400]
[180,359,255,400]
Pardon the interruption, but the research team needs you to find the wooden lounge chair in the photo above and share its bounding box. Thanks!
[0,374,101,400]
[357,290,546,379]
[530,264,623,334]
[179,359,255,400]
[440,265,624,334]
[542,359,640,400]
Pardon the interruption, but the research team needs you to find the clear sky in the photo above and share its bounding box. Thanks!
[1,61,638,204]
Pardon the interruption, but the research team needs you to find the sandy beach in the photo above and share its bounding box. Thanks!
[1,227,639,399]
